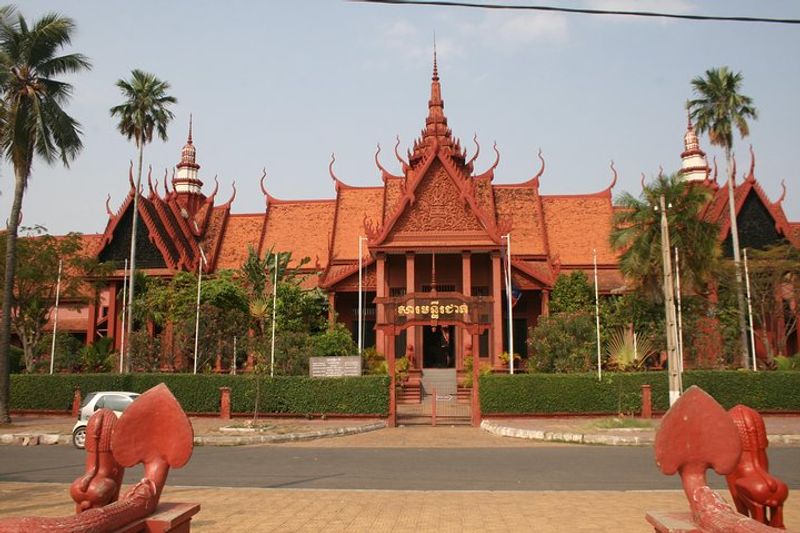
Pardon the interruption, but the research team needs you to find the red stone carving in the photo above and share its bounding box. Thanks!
[394,164,483,233]
[726,405,789,528]
[70,408,125,513]
[0,383,196,533]
[651,386,792,533]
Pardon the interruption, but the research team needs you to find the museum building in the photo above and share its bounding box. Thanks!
[51,56,800,374]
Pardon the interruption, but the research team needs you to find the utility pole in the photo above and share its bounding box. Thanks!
[659,195,682,406]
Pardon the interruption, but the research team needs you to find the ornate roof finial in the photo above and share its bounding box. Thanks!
[188,113,193,144]
[433,33,439,81]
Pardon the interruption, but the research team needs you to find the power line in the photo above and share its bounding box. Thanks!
[352,0,800,25]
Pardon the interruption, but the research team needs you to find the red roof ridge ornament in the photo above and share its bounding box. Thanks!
[105,194,113,217]
[776,179,787,205]
[329,152,341,191]
[394,135,409,173]
[473,141,500,181]
[374,143,401,182]
[466,133,480,171]
[746,144,756,182]
[224,180,237,207]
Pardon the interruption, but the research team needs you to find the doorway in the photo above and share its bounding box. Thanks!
[423,325,455,368]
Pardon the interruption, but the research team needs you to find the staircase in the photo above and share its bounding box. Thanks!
[421,368,457,398]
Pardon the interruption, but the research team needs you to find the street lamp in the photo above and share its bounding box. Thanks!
[656,195,682,406]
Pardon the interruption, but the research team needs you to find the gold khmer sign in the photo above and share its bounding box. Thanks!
[396,301,469,319]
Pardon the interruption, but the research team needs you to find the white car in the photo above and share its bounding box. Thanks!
[72,391,140,449]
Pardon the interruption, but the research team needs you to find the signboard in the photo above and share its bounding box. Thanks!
[309,356,362,378]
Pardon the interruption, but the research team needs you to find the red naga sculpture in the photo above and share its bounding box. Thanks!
[0,383,197,533]
[727,404,789,528]
[650,386,795,533]
[70,408,125,512]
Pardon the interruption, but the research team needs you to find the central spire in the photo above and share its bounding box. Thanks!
[409,48,467,167]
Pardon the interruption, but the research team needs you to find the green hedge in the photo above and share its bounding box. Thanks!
[10,374,390,416]
[480,371,800,414]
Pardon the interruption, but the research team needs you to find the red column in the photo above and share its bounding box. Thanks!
[491,251,502,367]
[462,251,472,369]
[387,327,396,427]
[327,292,335,329]
[86,301,97,346]
[641,385,652,419]
[71,388,82,417]
[107,283,118,349]
[376,253,387,355]
[405,252,416,367]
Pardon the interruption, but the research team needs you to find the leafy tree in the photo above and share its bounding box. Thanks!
[550,271,593,315]
[688,67,758,367]
[35,332,82,373]
[110,69,177,369]
[611,173,720,301]
[311,323,357,357]
[0,228,103,372]
[0,7,90,421]
[744,244,800,362]
[528,313,596,373]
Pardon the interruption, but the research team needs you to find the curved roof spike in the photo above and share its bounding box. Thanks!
[608,160,618,189]
[147,165,156,195]
[154,179,161,197]
[466,133,480,167]
[532,148,545,181]
[128,160,135,191]
[328,152,339,183]
[640,172,646,190]
[776,179,787,205]
[259,167,269,196]
[226,180,237,205]
[208,175,219,200]
[657,165,664,178]
[374,143,391,180]
[747,144,756,181]
[163,168,171,195]
[489,141,500,171]
[712,156,719,183]
[105,194,113,217]
[394,135,409,168]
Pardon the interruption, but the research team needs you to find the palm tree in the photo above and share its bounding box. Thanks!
[688,67,758,368]
[0,9,91,422]
[611,173,720,301]
[110,70,176,371]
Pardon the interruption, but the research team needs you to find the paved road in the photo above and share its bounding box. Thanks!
[2,445,800,491]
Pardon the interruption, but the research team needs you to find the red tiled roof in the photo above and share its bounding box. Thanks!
[494,187,547,256]
[262,200,336,266]
[332,188,383,260]
[215,214,265,270]
[541,193,617,266]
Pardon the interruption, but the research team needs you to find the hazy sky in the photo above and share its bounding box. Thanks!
[3,1,799,236]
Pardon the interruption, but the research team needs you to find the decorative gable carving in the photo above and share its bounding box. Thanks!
[392,162,484,233]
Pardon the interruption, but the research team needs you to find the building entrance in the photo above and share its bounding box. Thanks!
[423,325,455,368]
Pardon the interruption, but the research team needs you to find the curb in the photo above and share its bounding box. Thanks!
[1,421,387,447]
[480,419,654,446]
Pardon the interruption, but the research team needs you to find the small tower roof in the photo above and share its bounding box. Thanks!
[178,114,200,171]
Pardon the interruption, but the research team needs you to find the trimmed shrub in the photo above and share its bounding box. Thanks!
[480,371,800,414]
[10,374,389,415]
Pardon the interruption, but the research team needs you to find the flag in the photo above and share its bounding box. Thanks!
[511,285,522,308]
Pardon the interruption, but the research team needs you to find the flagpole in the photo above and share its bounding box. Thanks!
[502,234,514,374]
[593,249,602,381]
[232,335,237,375]
[49,259,63,375]
[358,236,364,356]
[193,251,206,375]
[270,252,278,378]
[743,248,757,371]
[119,259,128,373]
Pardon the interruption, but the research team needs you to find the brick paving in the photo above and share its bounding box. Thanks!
[2,482,799,532]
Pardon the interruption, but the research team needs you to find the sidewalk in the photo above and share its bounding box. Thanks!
[3,413,800,447]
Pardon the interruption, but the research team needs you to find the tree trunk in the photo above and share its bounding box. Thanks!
[725,150,751,368]
[0,168,28,423]
[124,143,145,373]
